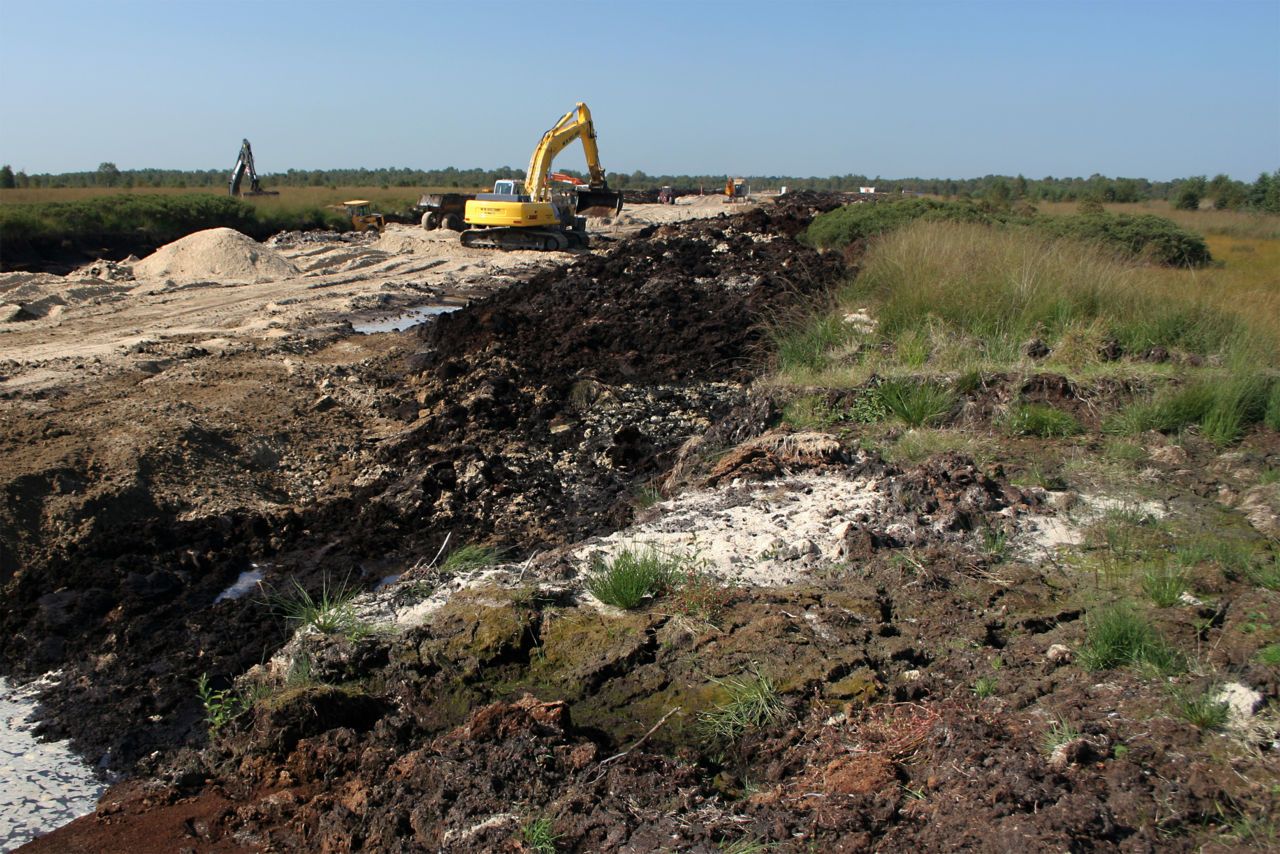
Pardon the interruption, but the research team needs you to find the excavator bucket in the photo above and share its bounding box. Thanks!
[574,186,624,216]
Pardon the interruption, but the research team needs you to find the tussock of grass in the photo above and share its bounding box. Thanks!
[1039,718,1082,756]
[876,378,955,426]
[441,544,499,574]
[1002,403,1081,438]
[272,576,368,638]
[1078,604,1182,674]
[1142,566,1188,608]
[584,545,683,609]
[1256,643,1280,666]
[699,669,789,742]
[1103,374,1277,445]
[1169,686,1230,730]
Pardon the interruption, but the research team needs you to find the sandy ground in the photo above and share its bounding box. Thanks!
[0,199,747,396]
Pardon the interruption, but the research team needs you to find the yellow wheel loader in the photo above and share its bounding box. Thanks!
[460,102,623,251]
[337,200,385,233]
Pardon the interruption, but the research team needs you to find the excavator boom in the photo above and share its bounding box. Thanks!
[524,102,622,214]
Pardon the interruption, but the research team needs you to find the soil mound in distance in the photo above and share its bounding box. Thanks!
[133,227,300,283]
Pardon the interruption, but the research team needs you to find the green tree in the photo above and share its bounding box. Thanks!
[1172,176,1206,211]
[97,161,121,187]
[0,164,14,189]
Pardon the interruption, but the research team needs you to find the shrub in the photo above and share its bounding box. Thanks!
[876,378,955,426]
[1037,212,1211,267]
[195,672,248,737]
[1078,604,1182,674]
[1002,403,1081,438]
[806,197,1003,249]
[584,545,683,609]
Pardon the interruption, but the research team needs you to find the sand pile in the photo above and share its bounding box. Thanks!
[133,228,300,283]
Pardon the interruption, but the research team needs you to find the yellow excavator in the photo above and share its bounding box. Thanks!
[460,102,623,251]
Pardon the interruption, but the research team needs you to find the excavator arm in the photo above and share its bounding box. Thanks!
[229,139,272,196]
[524,103,621,213]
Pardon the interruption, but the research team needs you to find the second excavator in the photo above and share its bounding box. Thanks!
[228,139,278,197]
[460,102,623,251]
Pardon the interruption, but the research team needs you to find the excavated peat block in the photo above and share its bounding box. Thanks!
[0,203,846,774]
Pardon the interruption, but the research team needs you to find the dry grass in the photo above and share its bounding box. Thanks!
[772,219,1279,391]
[0,185,475,214]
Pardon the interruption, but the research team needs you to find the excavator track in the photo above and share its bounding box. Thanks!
[460,228,571,251]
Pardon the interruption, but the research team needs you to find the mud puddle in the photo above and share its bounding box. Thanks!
[0,677,107,851]
[350,303,461,334]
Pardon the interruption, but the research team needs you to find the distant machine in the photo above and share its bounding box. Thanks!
[723,177,748,203]
[228,139,279,197]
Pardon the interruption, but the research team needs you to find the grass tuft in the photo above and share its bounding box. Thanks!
[876,378,956,426]
[1141,566,1188,608]
[700,669,789,742]
[1169,686,1230,730]
[272,575,369,639]
[584,545,683,609]
[521,817,560,854]
[1039,718,1082,756]
[1002,403,1082,438]
[441,544,500,574]
[1078,604,1183,674]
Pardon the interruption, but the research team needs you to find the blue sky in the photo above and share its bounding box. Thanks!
[1,0,1277,180]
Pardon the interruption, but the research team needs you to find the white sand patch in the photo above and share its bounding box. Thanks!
[582,472,888,587]
[0,675,107,851]
[1019,493,1168,557]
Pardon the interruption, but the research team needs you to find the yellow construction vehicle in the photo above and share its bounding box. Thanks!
[461,102,622,251]
[337,200,385,233]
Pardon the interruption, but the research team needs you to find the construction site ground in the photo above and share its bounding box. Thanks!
[2,193,1277,852]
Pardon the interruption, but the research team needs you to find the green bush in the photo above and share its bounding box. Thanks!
[1037,213,1211,267]
[806,197,1006,249]
[1002,403,1081,438]
[0,193,351,260]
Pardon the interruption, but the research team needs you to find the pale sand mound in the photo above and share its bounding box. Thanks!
[134,228,300,283]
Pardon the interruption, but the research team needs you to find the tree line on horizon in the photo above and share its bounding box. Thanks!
[1,162,1278,212]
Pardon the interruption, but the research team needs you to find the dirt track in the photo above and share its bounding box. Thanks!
[4,194,1278,852]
